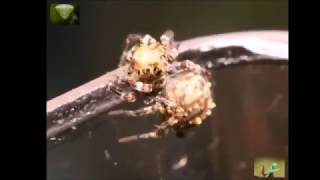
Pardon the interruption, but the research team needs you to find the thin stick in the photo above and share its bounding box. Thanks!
[47,66,128,139]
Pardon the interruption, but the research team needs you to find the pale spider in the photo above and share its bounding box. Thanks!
[108,30,207,103]
[109,69,216,143]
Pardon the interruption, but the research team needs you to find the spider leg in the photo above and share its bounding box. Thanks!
[160,30,174,46]
[119,33,144,66]
[113,76,153,93]
[126,80,153,93]
[156,116,178,129]
[140,34,157,45]
[124,33,144,48]
[165,48,179,63]
[160,30,179,63]
[154,96,176,107]
[118,117,176,143]
[107,82,137,102]
[171,60,209,76]
[108,103,160,117]
[118,131,159,143]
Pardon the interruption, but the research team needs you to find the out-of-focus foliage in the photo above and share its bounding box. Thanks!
[50,3,79,25]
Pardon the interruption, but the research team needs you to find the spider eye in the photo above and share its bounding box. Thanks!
[137,70,140,75]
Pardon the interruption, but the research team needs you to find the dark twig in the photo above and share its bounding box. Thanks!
[47,66,128,139]
[47,30,288,142]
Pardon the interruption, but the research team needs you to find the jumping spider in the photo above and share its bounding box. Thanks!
[108,30,208,103]
[109,69,216,143]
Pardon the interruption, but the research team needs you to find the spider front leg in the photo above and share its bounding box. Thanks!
[160,30,179,63]
[160,30,175,46]
[114,75,154,93]
[119,33,144,66]
[126,80,154,93]
[107,82,137,102]
[166,47,179,63]
[118,130,159,143]
[118,116,179,143]
[171,60,209,77]
[124,33,143,49]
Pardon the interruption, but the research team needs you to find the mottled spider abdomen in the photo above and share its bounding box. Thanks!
[163,71,216,128]
[108,31,217,142]
[109,68,216,142]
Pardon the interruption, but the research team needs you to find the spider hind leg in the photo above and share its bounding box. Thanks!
[108,104,159,117]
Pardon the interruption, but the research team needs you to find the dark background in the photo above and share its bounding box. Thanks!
[47,0,288,100]
[47,1,288,179]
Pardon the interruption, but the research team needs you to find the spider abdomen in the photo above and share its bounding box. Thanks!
[163,71,216,126]
[164,72,210,108]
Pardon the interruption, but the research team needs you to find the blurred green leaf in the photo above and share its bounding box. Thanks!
[50,3,79,25]
[55,4,75,20]
[50,3,62,24]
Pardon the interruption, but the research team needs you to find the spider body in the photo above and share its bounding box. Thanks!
[124,35,169,93]
[161,71,215,129]
[115,31,178,95]
[109,70,216,142]
[108,31,207,104]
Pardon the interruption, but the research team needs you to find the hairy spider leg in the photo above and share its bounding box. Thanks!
[108,103,162,117]
[170,60,209,77]
[118,130,159,143]
[127,80,154,93]
[107,82,137,102]
[119,33,144,66]
[160,30,178,63]
[118,118,174,143]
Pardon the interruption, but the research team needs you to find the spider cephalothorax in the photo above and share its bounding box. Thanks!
[109,30,209,104]
[122,31,179,91]
[109,70,216,143]
[125,34,170,90]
